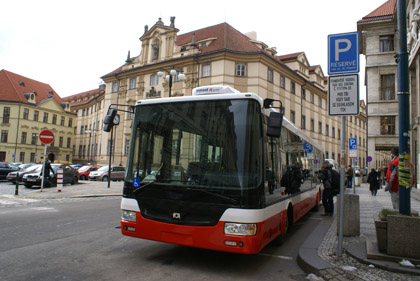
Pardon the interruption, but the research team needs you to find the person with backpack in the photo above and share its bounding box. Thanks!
[281,162,304,195]
[318,160,339,216]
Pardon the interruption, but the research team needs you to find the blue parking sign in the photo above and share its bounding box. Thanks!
[303,142,313,153]
[349,138,357,150]
[328,32,359,75]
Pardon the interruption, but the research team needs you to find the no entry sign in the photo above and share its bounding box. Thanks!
[39,129,54,145]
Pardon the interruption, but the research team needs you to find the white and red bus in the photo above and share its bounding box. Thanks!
[118,85,323,254]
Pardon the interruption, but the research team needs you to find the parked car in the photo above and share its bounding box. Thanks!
[22,164,79,188]
[7,164,42,183]
[18,163,37,170]
[0,162,20,180]
[71,164,84,170]
[88,165,125,181]
[78,164,102,180]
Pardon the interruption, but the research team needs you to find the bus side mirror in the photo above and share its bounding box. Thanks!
[103,108,117,132]
[267,112,283,138]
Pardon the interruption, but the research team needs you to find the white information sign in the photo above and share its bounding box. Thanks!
[328,74,359,116]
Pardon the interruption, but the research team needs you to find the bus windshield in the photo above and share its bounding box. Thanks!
[127,99,263,190]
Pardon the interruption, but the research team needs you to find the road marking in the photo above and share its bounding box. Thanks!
[257,253,293,260]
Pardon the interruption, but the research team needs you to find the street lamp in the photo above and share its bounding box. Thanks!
[85,129,96,163]
[157,69,185,97]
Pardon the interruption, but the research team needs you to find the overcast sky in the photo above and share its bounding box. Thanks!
[1,0,388,100]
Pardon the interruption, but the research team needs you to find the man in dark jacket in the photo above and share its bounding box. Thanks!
[318,160,335,216]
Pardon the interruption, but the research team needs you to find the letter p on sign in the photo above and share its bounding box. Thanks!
[335,39,351,61]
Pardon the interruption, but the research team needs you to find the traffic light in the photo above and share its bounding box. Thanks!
[103,108,117,132]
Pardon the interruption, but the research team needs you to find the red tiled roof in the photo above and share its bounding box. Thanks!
[358,0,396,23]
[63,87,105,107]
[276,52,305,62]
[176,23,262,54]
[0,69,64,104]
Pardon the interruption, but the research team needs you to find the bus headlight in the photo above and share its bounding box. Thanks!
[122,210,136,222]
[224,223,257,236]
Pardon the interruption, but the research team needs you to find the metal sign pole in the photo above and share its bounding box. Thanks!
[40,145,47,192]
[337,116,346,257]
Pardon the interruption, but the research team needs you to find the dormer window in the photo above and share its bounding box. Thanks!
[48,90,54,95]
[18,81,25,87]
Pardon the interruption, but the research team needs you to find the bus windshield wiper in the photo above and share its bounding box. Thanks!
[196,188,238,204]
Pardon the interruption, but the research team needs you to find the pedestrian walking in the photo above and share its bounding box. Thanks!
[367,168,380,196]
[318,160,338,216]
[346,165,353,188]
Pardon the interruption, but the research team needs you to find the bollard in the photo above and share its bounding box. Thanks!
[15,172,19,196]
[57,168,63,192]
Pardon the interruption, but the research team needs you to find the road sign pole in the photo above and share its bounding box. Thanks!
[337,116,346,257]
[40,145,47,192]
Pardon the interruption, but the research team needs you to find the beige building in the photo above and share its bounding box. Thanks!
[63,86,106,164]
[0,69,75,163]
[66,18,367,168]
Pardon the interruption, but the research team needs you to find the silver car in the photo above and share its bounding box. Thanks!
[88,165,125,181]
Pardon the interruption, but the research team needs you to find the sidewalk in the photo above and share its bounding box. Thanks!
[299,183,420,281]
[0,180,123,206]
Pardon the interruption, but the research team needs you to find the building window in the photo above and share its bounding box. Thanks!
[31,133,37,145]
[52,114,57,125]
[19,152,25,162]
[310,93,315,104]
[326,124,329,136]
[291,82,296,94]
[112,81,119,93]
[338,129,341,140]
[319,122,322,134]
[67,138,71,148]
[59,136,63,147]
[2,107,10,123]
[202,64,211,77]
[23,108,29,120]
[21,132,27,144]
[280,75,285,89]
[43,112,48,123]
[125,139,130,155]
[302,88,306,100]
[66,155,70,162]
[381,116,396,135]
[129,78,136,90]
[174,69,184,82]
[380,74,395,100]
[30,152,35,163]
[310,119,315,132]
[79,145,82,158]
[68,118,73,127]
[268,69,273,83]
[380,35,394,52]
[235,64,246,77]
[302,115,306,129]
[318,97,322,108]
[332,126,336,138]
[290,110,296,124]
[1,130,8,143]
[150,74,159,86]
[60,116,65,126]
[34,110,39,121]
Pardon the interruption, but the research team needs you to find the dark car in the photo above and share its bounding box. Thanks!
[0,162,20,180]
[22,164,79,188]
[78,164,102,180]
[7,164,42,183]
